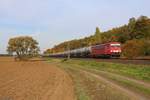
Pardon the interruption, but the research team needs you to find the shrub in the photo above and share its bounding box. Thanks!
[122,39,144,59]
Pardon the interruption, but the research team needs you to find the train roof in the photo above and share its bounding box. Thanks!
[92,42,121,47]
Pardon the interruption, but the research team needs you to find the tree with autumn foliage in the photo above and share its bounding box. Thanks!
[7,36,40,60]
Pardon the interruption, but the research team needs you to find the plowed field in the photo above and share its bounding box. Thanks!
[0,57,75,100]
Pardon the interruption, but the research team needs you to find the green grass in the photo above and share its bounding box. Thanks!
[63,59,150,82]
[46,58,150,99]
[94,70,150,97]
[59,64,129,100]
[58,64,91,100]
[71,72,91,100]
[62,61,150,98]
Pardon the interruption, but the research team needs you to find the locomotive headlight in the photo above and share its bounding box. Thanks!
[115,50,118,52]
[111,50,119,52]
[113,50,116,52]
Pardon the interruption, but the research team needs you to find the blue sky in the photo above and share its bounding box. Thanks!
[0,0,150,53]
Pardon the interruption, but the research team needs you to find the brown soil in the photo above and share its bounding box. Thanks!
[0,57,75,100]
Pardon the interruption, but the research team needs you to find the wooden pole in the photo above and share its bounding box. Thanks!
[67,42,70,59]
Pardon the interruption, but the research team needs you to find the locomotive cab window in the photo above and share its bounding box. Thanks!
[94,45,104,50]
[110,44,121,47]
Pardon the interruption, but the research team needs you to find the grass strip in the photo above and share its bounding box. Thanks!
[63,59,150,82]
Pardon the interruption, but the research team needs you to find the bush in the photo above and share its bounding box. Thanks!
[122,39,144,59]
[142,39,150,55]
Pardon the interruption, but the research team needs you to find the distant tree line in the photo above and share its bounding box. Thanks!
[44,16,150,58]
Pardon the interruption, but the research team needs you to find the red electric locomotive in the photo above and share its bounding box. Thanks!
[91,42,121,58]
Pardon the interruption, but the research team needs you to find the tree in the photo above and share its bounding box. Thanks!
[95,27,101,35]
[7,36,40,60]
[116,25,129,43]
[94,27,102,44]
[128,17,136,34]
[131,16,150,39]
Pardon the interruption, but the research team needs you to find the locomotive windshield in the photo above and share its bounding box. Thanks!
[110,44,121,47]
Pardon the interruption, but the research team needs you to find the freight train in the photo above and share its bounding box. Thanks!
[48,42,121,58]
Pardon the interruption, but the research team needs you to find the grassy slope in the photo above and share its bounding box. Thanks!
[58,63,129,100]
[62,67,91,100]
[64,59,150,82]
[46,58,150,100]
[64,59,150,98]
